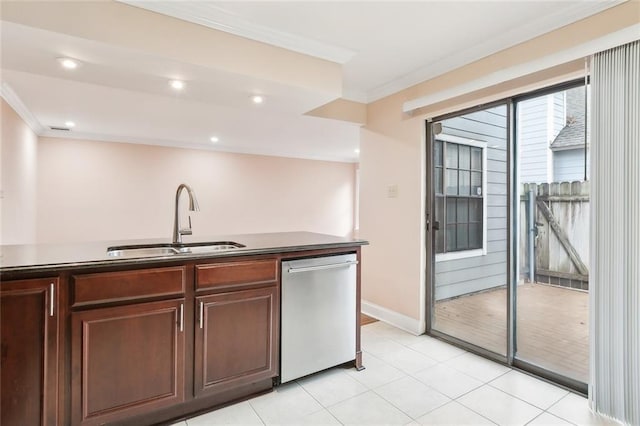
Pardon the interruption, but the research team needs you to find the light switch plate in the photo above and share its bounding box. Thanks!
[387,184,398,198]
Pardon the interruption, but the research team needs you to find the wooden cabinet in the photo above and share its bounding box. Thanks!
[71,299,185,425]
[1,248,359,425]
[1,278,59,426]
[68,259,279,424]
[194,286,278,397]
[194,258,279,397]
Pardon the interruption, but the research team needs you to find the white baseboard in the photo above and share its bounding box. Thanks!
[361,300,425,335]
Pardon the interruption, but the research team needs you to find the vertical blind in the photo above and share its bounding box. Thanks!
[590,39,639,425]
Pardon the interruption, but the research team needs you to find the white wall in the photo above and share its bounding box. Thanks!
[36,137,356,244]
[1,98,38,244]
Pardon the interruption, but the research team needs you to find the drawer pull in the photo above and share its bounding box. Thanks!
[179,303,184,332]
[199,301,204,329]
[50,283,55,317]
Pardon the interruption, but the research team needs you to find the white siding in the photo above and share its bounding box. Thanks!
[518,93,565,184]
[553,92,566,137]
[553,149,588,182]
[518,96,550,183]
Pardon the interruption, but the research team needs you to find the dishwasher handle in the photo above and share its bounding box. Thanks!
[287,260,358,274]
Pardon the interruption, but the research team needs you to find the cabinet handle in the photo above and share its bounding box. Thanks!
[179,303,184,332]
[199,301,204,329]
[49,283,55,317]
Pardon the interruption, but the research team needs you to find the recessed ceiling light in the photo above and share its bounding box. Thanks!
[64,121,75,128]
[169,80,185,90]
[251,95,264,104]
[58,57,80,70]
[210,136,219,143]
[354,149,360,154]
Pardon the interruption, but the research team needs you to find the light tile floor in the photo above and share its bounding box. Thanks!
[175,321,617,426]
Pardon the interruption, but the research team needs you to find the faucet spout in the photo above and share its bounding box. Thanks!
[173,183,200,244]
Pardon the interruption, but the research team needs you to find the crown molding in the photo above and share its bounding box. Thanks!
[117,1,356,64]
[341,87,368,104]
[403,23,640,113]
[369,0,625,103]
[1,82,45,134]
[40,130,358,164]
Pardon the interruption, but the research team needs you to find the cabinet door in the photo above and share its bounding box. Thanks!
[1,278,59,426]
[71,299,185,425]
[194,286,278,397]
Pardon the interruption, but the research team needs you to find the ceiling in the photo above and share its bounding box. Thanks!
[0,1,621,163]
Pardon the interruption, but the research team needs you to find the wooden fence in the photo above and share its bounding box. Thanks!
[519,181,590,290]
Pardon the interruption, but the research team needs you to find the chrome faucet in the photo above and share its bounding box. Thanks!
[173,183,200,244]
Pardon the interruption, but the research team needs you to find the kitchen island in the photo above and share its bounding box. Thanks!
[0,232,368,426]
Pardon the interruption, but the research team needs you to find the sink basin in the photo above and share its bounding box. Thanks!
[106,241,245,258]
[107,245,178,258]
[176,241,245,254]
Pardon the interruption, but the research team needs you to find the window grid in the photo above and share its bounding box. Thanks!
[435,140,484,254]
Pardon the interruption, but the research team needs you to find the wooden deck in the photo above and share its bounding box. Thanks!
[434,282,588,383]
[360,313,378,325]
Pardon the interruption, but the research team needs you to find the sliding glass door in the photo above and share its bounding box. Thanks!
[513,82,590,387]
[427,81,590,391]
[428,103,509,358]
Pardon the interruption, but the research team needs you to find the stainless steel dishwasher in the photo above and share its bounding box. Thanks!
[280,253,357,383]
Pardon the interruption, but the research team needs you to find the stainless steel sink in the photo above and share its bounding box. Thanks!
[107,241,245,258]
[107,245,178,258]
[176,242,245,254]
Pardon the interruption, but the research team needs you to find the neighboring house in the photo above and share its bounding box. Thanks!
[550,87,590,182]
[518,86,589,184]
[434,105,508,300]
[435,87,590,300]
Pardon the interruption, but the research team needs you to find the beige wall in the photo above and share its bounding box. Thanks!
[1,98,38,244]
[359,125,424,322]
[359,1,640,331]
[36,137,355,244]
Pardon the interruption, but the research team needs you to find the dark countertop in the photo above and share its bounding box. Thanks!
[0,232,368,274]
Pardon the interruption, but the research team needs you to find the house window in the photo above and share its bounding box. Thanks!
[434,136,486,255]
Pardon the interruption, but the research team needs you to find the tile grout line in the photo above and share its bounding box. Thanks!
[441,359,511,384]
[525,411,548,426]
[185,321,585,426]
[453,377,577,426]
[445,369,517,426]
[246,399,267,426]
[541,393,583,426]
[482,382,550,414]
[364,338,502,424]
[525,409,580,426]
[485,379,570,412]
[364,325,574,426]
[295,373,348,425]
[370,376,453,422]
[440,399,501,426]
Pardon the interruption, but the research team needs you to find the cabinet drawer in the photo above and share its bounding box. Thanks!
[196,259,278,291]
[72,266,186,307]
